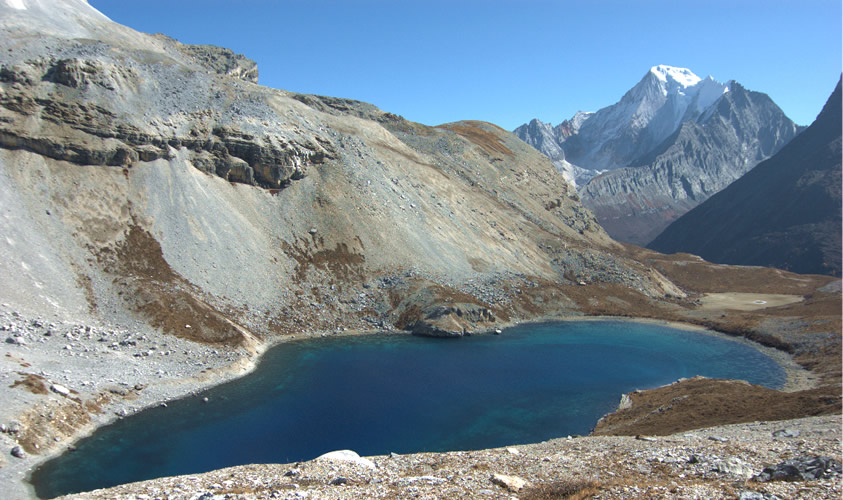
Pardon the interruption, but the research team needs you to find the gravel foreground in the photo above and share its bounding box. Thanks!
[59,415,841,500]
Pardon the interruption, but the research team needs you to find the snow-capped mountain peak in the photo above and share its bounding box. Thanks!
[514,65,732,175]
[649,65,702,89]
[567,111,593,131]
[0,0,148,48]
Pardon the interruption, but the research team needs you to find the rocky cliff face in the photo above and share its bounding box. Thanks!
[512,118,593,186]
[0,53,327,189]
[514,67,801,245]
[648,79,842,276]
[153,34,260,84]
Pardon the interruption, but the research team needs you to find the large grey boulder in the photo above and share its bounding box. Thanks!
[755,456,842,482]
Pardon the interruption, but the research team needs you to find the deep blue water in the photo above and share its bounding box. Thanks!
[31,320,785,498]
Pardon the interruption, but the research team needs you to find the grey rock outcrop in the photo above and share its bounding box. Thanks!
[772,429,800,438]
[755,456,842,482]
[316,450,375,469]
[49,384,71,397]
[712,457,754,478]
[407,303,496,338]
[0,56,331,189]
[490,473,529,492]
[739,492,781,500]
[153,34,259,83]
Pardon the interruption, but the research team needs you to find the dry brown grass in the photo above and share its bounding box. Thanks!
[592,378,841,436]
[282,237,366,283]
[621,245,836,295]
[9,372,48,395]
[438,122,514,158]
[97,223,247,345]
[521,479,601,499]
[17,392,111,454]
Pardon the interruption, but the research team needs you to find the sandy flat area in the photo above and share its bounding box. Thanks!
[697,293,804,311]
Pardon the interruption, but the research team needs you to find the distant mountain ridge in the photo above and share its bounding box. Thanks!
[648,79,842,276]
[514,66,801,245]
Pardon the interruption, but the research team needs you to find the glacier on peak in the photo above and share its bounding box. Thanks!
[568,66,730,169]
[566,111,593,131]
[514,65,733,179]
[5,0,26,10]
[649,65,702,89]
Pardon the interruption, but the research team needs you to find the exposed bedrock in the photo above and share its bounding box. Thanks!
[0,57,333,189]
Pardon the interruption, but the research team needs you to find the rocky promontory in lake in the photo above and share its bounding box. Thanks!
[0,1,839,499]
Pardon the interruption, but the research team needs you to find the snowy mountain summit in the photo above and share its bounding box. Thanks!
[569,65,731,173]
[514,65,799,245]
[641,65,732,125]
[649,64,702,89]
[514,65,730,184]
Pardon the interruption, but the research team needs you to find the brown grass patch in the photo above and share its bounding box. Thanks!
[620,245,836,295]
[592,378,841,436]
[281,238,366,283]
[97,223,247,345]
[562,282,673,319]
[9,372,48,394]
[17,392,112,454]
[439,122,514,158]
[521,479,601,499]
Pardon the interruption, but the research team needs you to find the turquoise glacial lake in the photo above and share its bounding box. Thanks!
[32,320,785,498]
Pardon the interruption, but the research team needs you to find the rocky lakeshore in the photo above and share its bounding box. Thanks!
[0,304,260,500]
[56,415,842,499]
[2,299,838,499]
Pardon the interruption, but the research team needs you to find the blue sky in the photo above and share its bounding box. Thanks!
[89,0,841,129]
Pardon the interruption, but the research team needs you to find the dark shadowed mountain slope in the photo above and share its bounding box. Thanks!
[648,79,842,276]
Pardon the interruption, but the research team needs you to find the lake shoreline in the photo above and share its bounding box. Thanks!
[65,414,843,500]
[28,315,810,498]
[11,315,815,497]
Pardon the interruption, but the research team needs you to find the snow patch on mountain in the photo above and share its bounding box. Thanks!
[649,65,702,90]
[5,0,26,10]
[565,111,593,132]
[0,0,145,49]
[535,66,729,177]
[514,66,743,187]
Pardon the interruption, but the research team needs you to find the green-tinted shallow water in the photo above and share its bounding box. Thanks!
[32,320,785,498]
